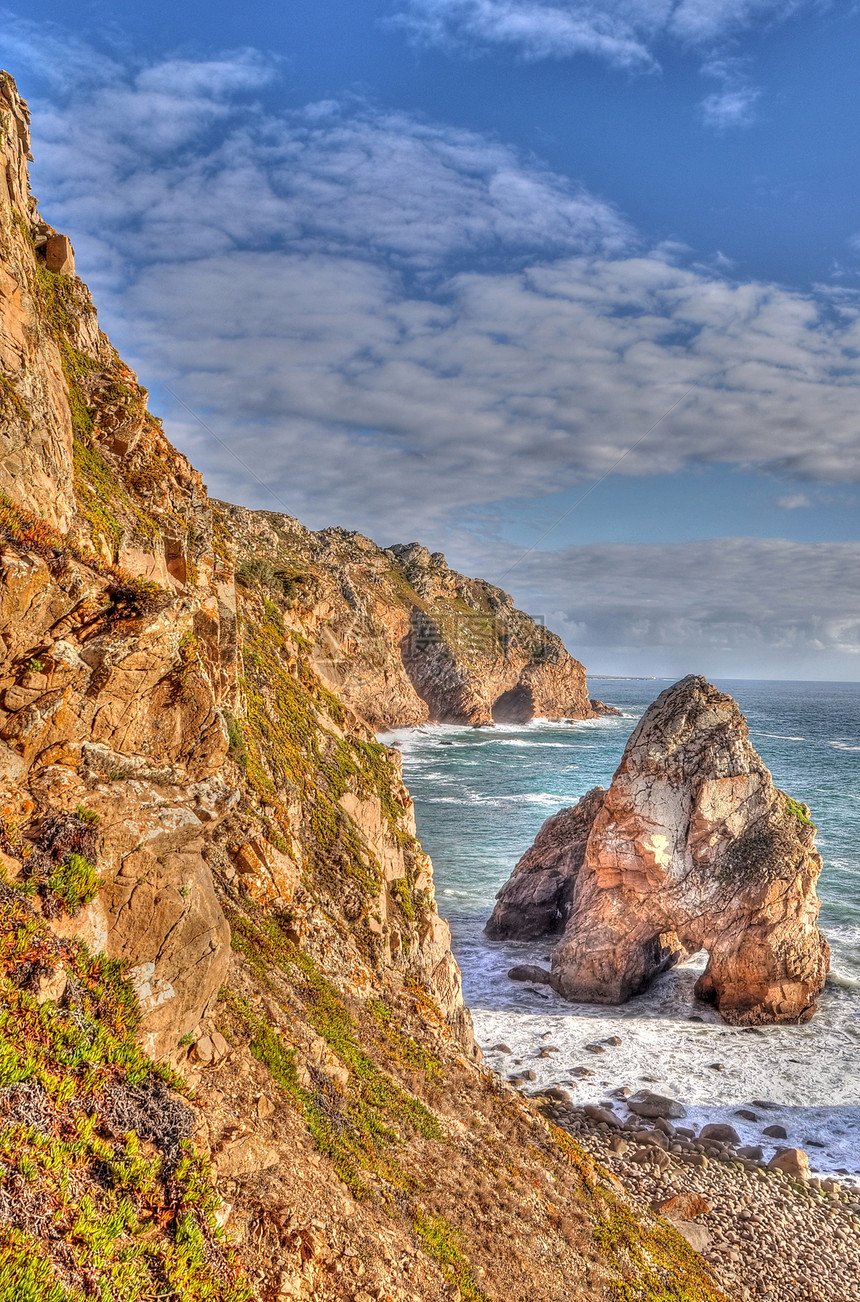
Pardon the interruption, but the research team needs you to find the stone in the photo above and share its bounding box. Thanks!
[194,1035,215,1064]
[543,1086,572,1103]
[257,1094,275,1119]
[671,1220,711,1254]
[584,1105,620,1127]
[734,1109,760,1122]
[489,1043,512,1053]
[763,1124,788,1139]
[609,1136,629,1154]
[583,1042,605,1054]
[767,1149,810,1179]
[737,1145,764,1160]
[492,676,829,1025]
[44,232,75,275]
[487,788,606,940]
[656,1192,712,1221]
[507,964,552,984]
[215,1132,279,1177]
[699,1123,742,1146]
[627,1092,687,1121]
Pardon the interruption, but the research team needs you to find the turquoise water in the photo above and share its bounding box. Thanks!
[381,679,860,1175]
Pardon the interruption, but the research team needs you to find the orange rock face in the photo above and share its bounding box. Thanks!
[490,675,830,1025]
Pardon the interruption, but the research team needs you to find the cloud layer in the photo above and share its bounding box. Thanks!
[390,0,808,67]
[498,536,860,670]
[4,28,856,672]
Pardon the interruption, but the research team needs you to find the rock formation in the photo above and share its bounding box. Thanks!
[218,507,595,729]
[0,71,731,1302]
[488,675,830,1025]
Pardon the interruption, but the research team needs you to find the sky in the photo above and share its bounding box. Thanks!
[2,1,859,679]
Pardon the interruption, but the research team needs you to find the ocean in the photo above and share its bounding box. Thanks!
[380,679,860,1177]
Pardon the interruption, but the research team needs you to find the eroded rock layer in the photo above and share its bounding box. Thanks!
[489,675,830,1025]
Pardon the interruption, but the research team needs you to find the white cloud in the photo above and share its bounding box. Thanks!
[390,0,810,67]
[777,493,812,509]
[9,38,860,545]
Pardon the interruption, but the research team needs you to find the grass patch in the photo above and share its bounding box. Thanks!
[785,795,814,828]
[413,1210,489,1302]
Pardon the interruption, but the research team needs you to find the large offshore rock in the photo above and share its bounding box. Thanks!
[490,676,830,1025]
[485,786,605,940]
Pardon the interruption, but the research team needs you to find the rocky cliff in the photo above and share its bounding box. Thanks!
[219,506,595,729]
[488,675,830,1025]
[0,72,732,1302]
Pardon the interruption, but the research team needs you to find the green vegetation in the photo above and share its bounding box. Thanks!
[224,911,441,1199]
[592,1200,729,1302]
[413,1210,489,1302]
[237,598,417,902]
[0,494,165,628]
[0,373,29,423]
[45,852,99,917]
[0,889,248,1302]
[785,795,814,827]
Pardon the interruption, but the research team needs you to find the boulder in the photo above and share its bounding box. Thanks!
[699,1123,741,1146]
[584,1104,621,1127]
[491,677,830,1025]
[507,964,552,985]
[763,1124,788,1139]
[768,1149,810,1179]
[627,1092,687,1121]
[486,788,605,940]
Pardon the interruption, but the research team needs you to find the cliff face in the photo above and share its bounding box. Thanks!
[488,675,830,1026]
[220,506,595,729]
[0,73,732,1302]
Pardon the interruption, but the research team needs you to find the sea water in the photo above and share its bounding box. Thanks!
[381,680,860,1177]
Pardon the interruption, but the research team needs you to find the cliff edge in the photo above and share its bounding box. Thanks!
[0,72,732,1302]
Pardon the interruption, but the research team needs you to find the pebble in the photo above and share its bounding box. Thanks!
[548,1105,860,1302]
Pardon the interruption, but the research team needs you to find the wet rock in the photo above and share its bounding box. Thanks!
[507,964,551,985]
[627,1091,687,1121]
[763,1124,788,1139]
[700,1123,742,1146]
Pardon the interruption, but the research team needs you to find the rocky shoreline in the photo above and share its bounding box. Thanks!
[535,1089,860,1302]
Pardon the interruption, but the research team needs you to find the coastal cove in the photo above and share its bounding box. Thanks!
[382,679,860,1178]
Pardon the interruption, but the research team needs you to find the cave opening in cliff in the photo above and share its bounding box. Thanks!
[492,685,534,724]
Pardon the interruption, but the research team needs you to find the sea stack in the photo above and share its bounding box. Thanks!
[487,675,830,1025]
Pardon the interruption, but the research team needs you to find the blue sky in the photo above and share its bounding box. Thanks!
[3,1,859,677]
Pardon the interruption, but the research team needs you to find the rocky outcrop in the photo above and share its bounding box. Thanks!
[488,675,830,1025]
[218,507,595,729]
[486,785,605,940]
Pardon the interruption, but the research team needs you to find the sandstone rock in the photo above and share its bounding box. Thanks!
[493,676,830,1025]
[656,1192,712,1221]
[44,233,74,275]
[507,964,551,984]
[768,1149,810,1179]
